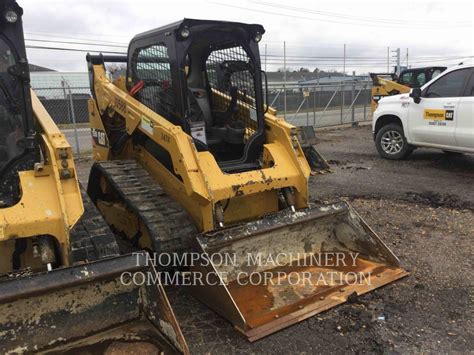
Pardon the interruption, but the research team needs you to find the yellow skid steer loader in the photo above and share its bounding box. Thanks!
[0,2,188,353]
[87,19,408,341]
[370,66,446,113]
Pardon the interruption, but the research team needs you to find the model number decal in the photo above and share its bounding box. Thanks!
[423,109,454,121]
[91,128,108,147]
[115,97,127,113]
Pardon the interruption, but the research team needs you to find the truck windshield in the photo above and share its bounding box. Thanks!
[0,37,24,171]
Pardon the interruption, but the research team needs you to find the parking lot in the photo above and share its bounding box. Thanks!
[75,125,473,353]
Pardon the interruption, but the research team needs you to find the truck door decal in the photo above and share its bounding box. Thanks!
[423,109,454,121]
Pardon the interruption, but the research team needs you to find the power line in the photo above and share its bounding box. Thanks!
[24,29,131,40]
[264,54,471,62]
[210,1,471,30]
[25,38,471,62]
[26,45,126,55]
[26,38,128,48]
[26,45,470,67]
[253,1,471,27]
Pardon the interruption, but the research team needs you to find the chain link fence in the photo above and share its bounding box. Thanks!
[268,81,372,127]
[31,77,373,154]
[34,84,91,126]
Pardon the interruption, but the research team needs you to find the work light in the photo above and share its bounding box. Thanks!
[4,10,18,23]
[180,27,190,39]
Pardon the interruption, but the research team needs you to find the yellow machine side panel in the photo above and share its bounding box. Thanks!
[0,170,69,264]
[0,90,85,268]
[89,63,312,231]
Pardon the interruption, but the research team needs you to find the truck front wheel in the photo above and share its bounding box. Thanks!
[375,124,413,160]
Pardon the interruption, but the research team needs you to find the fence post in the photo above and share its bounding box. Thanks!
[340,83,344,124]
[62,79,81,158]
[351,71,357,127]
[363,83,367,121]
[313,86,316,126]
[305,90,309,126]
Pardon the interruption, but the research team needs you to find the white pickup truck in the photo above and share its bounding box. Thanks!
[372,64,474,159]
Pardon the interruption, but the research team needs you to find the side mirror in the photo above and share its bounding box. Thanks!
[410,87,422,104]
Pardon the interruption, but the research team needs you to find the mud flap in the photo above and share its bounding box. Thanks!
[297,126,331,173]
[0,253,189,354]
[191,202,408,341]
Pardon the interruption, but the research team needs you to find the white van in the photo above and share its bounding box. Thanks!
[372,64,473,159]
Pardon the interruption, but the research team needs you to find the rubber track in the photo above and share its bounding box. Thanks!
[90,160,197,255]
[69,185,120,263]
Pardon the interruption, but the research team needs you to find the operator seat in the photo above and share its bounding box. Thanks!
[187,85,244,146]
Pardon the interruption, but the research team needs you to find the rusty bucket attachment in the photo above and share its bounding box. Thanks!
[297,126,331,173]
[0,253,188,354]
[191,202,407,341]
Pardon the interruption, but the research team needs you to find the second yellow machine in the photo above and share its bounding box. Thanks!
[87,19,407,341]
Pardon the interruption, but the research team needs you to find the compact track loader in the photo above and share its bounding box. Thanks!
[370,66,446,113]
[87,19,408,341]
[0,2,188,353]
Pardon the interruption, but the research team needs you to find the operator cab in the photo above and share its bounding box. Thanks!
[127,19,267,172]
[398,66,447,88]
[0,0,35,206]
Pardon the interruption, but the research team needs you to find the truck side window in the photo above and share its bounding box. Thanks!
[424,69,470,98]
[464,70,474,97]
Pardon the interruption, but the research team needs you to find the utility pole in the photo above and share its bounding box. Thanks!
[396,48,401,75]
[283,41,287,119]
[341,44,346,124]
[406,48,409,68]
[391,48,401,76]
[351,71,356,127]
[387,46,390,72]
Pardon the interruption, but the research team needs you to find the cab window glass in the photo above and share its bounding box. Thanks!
[414,72,426,87]
[132,44,175,118]
[432,69,443,79]
[425,69,470,98]
[0,37,24,170]
[400,72,412,85]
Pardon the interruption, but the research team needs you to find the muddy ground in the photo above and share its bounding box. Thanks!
[75,125,473,354]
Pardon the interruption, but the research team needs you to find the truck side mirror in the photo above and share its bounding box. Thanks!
[410,87,422,104]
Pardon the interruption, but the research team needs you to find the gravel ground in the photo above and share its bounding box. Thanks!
[74,125,473,354]
[311,125,474,209]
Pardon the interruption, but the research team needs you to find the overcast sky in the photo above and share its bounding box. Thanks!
[20,0,473,74]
